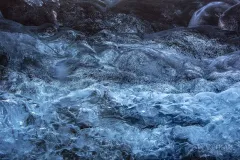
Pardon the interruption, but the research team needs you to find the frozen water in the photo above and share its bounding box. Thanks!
[0,13,240,160]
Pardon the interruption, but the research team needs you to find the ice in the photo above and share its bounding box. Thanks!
[24,0,44,6]
[0,15,240,159]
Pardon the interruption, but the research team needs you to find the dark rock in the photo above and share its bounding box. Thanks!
[0,0,58,26]
[0,0,113,34]
[189,2,231,27]
[219,2,240,32]
[58,0,106,34]
[110,0,226,31]
[0,11,3,19]
[0,52,8,78]
[0,54,8,67]
[1,0,238,34]
[61,149,80,160]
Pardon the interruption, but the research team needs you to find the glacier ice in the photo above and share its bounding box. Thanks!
[0,10,240,160]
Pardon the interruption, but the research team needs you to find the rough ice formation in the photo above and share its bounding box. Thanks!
[0,12,240,159]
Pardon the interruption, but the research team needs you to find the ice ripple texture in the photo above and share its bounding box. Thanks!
[0,16,240,159]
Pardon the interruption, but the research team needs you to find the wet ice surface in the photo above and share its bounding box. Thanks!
[0,16,240,160]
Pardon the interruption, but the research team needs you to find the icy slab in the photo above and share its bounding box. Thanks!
[0,18,240,159]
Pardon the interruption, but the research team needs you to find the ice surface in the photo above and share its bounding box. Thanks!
[0,13,240,160]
